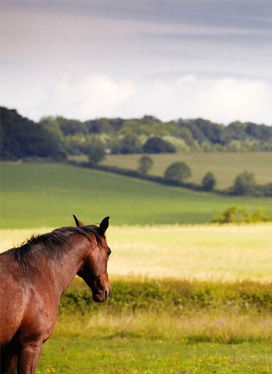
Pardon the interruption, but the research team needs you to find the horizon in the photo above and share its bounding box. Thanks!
[1,104,271,127]
[1,1,272,125]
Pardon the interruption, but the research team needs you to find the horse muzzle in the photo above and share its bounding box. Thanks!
[93,287,110,303]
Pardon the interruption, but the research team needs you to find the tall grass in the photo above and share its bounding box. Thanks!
[1,224,272,281]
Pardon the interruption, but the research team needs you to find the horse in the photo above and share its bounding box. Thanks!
[0,215,111,374]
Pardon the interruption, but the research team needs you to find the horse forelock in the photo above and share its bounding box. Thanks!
[12,226,103,270]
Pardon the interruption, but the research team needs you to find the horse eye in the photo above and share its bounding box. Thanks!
[107,248,111,256]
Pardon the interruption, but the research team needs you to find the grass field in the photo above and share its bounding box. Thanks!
[98,152,272,189]
[1,225,272,373]
[1,162,272,228]
[1,161,272,373]
[36,334,272,374]
[1,224,272,281]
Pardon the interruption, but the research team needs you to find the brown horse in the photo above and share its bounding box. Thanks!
[0,216,111,374]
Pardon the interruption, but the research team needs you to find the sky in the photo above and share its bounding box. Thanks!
[1,0,272,124]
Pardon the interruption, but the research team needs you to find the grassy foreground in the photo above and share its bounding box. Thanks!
[1,224,272,373]
[36,277,272,374]
[37,335,271,374]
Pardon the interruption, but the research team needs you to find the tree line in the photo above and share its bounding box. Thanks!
[1,107,272,162]
[137,157,272,197]
[1,106,271,197]
[40,113,272,155]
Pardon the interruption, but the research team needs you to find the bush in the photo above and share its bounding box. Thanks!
[164,162,191,184]
[138,156,154,175]
[59,277,272,315]
[119,134,142,154]
[84,139,105,166]
[202,172,216,191]
[211,205,272,224]
[231,171,257,195]
[143,137,176,153]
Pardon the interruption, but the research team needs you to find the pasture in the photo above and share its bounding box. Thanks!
[1,225,272,373]
[1,161,272,373]
[1,162,272,228]
[100,152,272,189]
[1,224,272,281]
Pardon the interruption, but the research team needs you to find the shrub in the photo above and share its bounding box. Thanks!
[202,172,216,191]
[164,162,192,184]
[231,171,257,195]
[138,156,154,175]
[211,205,272,224]
[143,137,176,153]
[119,134,142,154]
[85,140,105,166]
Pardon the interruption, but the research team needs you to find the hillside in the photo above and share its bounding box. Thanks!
[99,152,272,189]
[1,162,272,228]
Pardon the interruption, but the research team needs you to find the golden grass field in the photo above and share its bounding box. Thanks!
[1,224,272,282]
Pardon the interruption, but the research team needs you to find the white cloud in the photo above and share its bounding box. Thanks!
[46,74,138,118]
[1,71,271,125]
[116,75,272,125]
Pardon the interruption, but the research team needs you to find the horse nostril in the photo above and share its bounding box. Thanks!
[105,290,108,300]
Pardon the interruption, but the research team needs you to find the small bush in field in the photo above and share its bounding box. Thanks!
[211,205,272,224]
[202,171,216,191]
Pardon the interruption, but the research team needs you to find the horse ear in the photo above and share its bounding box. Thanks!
[73,215,84,227]
[99,216,110,235]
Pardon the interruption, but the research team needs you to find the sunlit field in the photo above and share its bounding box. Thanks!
[2,163,272,228]
[2,224,272,373]
[1,224,272,281]
[100,152,272,189]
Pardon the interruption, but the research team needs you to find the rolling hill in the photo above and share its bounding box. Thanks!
[1,162,272,228]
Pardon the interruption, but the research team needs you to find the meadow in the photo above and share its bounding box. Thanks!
[1,162,272,228]
[1,161,272,373]
[1,224,272,281]
[99,152,272,189]
[1,225,272,373]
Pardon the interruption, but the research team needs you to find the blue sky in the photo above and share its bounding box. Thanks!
[1,1,272,124]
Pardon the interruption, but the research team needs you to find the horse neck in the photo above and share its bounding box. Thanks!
[44,235,92,298]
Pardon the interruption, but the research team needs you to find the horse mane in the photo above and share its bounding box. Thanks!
[9,226,103,270]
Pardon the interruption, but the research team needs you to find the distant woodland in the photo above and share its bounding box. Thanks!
[1,106,272,161]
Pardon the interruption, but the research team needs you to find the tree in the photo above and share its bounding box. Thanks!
[232,171,256,195]
[143,137,176,153]
[164,162,191,184]
[138,156,153,175]
[84,139,105,166]
[202,172,216,191]
[0,107,67,161]
[119,134,142,154]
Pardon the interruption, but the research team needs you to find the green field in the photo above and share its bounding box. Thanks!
[1,224,272,373]
[36,334,271,374]
[1,162,272,228]
[98,152,272,189]
[2,161,272,373]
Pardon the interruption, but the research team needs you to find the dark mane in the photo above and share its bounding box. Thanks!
[8,225,103,270]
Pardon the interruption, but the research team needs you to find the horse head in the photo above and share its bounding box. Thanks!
[74,215,111,302]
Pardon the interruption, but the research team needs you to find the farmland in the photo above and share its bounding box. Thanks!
[1,225,272,373]
[1,161,272,373]
[1,162,272,228]
[99,152,272,189]
[1,224,272,282]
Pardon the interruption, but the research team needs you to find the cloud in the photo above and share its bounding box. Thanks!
[2,72,271,125]
[110,75,272,125]
[47,74,139,118]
